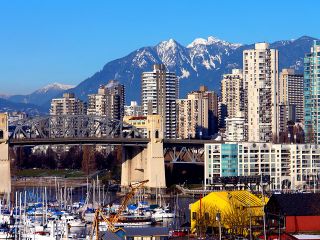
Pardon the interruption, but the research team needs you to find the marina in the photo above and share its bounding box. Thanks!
[0,177,192,239]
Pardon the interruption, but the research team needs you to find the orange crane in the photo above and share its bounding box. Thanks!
[90,180,149,240]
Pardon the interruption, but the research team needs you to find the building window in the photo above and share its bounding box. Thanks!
[0,130,3,139]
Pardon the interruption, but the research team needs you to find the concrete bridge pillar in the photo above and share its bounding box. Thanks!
[0,113,11,195]
[121,115,166,190]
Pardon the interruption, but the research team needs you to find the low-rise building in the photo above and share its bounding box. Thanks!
[8,111,27,123]
[265,193,320,234]
[190,190,266,235]
[124,101,142,117]
[205,142,320,191]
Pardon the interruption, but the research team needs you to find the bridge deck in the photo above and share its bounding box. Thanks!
[9,137,150,146]
[9,138,221,147]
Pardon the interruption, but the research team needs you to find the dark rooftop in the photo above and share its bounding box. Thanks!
[265,193,320,216]
[100,227,169,239]
[123,227,169,236]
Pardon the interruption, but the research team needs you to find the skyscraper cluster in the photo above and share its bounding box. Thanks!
[205,40,320,190]
[50,40,320,144]
[48,40,320,192]
[222,43,306,143]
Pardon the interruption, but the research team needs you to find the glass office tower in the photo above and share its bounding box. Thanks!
[304,40,320,143]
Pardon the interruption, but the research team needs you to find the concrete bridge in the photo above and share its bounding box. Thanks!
[0,114,218,195]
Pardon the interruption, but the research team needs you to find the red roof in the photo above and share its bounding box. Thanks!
[129,116,147,120]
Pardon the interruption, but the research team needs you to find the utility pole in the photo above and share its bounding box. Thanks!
[216,212,222,240]
[247,187,252,240]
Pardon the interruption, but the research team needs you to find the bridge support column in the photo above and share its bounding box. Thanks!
[121,115,166,190]
[0,113,11,196]
[121,146,147,187]
[145,138,166,189]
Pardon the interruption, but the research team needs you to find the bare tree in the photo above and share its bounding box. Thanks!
[82,145,96,175]
[223,196,251,237]
[193,202,219,237]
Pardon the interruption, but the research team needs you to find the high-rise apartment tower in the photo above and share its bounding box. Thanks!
[141,64,178,138]
[243,43,279,142]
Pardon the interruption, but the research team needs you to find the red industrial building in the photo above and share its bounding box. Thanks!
[265,193,320,233]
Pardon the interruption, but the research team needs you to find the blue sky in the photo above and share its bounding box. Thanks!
[0,0,319,95]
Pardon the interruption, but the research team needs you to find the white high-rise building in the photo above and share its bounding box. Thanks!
[141,64,178,139]
[243,43,279,142]
[225,113,245,142]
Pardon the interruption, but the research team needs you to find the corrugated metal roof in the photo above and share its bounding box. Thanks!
[191,190,266,211]
[190,190,267,231]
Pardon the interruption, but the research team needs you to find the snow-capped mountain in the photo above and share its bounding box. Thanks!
[35,82,74,94]
[65,35,315,105]
[8,82,74,107]
[187,36,242,49]
[4,35,318,113]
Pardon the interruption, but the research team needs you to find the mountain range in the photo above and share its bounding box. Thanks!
[1,35,317,114]
[0,83,74,114]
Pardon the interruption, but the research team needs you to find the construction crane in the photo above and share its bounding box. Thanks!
[90,180,149,240]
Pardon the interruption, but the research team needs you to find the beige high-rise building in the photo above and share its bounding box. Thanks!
[141,64,178,139]
[243,43,279,142]
[50,93,86,115]
[221,69,244,119]
[177,86,218,139]
[87,80,125,120]
[279,69,304,122]
[177,92,209,139]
